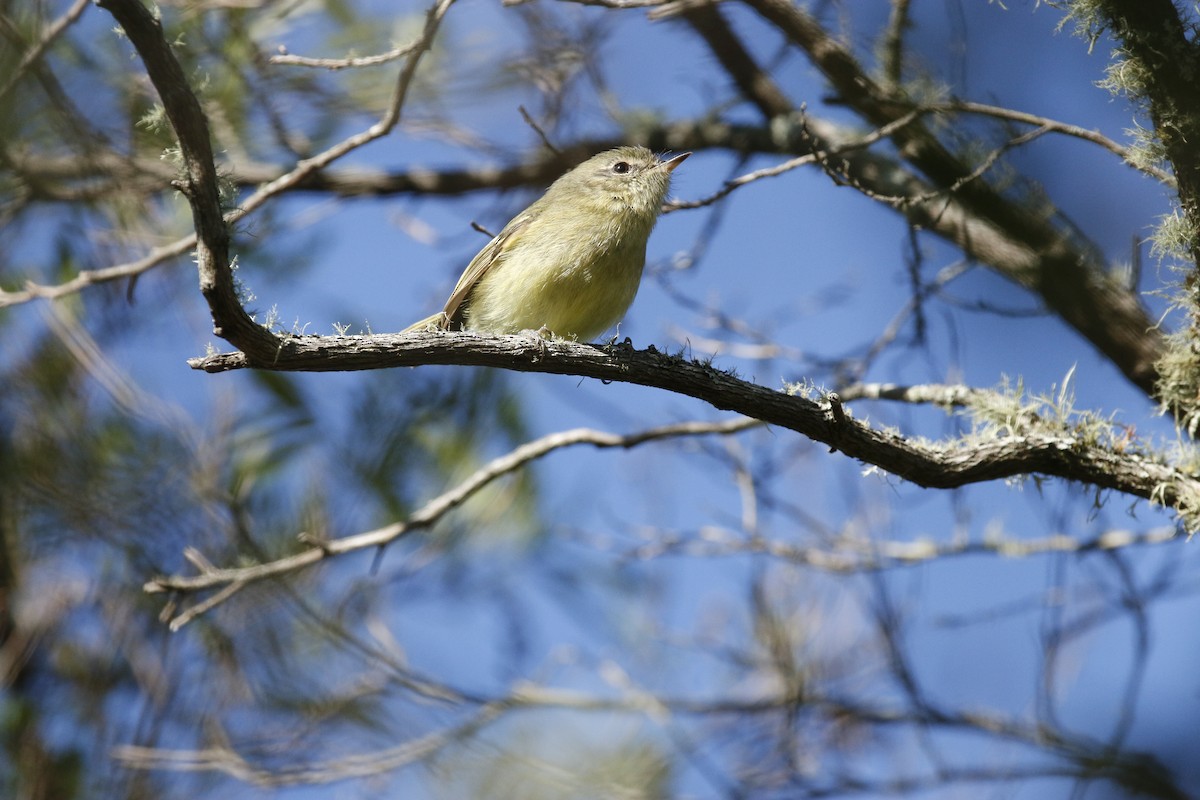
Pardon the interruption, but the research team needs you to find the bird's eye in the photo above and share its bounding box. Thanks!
[612,162,631,174]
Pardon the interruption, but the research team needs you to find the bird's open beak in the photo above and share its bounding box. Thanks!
[660,152,691,172]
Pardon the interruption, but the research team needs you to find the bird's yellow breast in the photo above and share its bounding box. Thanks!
[464,204,655,340]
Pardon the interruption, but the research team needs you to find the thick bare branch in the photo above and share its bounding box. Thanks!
[880,0,912,91]
[3,97,1168,392]
[187,332,1199,526]
[679,2,793,119]
[629,523,1179,571]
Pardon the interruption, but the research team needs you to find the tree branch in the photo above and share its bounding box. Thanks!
[187,332,1199,526]
[1085,0,1200,267]
[722,0,1164,395]
[96,0,456,360]
[943,99,1174,185]
[113,656,1190,797]
[97,0,270,353]
[147,416,762,625]
[114,703,507,787]
[8,1,1169,404]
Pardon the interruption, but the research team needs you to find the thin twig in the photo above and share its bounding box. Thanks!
[269,42,423,70]
[147,417,761,625]
[234,0,457,228]
[941,99,1175,185]
[0,236,196,309]
[665,108,923,211]
[624,523,1179,572]
[518,105,561,155]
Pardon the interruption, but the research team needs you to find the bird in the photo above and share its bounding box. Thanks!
[405,146,689,341]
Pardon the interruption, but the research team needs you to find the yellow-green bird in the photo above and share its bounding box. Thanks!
[405,146,689,341]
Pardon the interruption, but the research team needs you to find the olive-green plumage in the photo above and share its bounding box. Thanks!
[406,146,688,341]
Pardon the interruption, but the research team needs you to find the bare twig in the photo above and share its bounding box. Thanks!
[269,42,423,70]
[164,580,247,632]
[147,417,761,624]
[725,0,1164,394]
[512,0,669,7]
[226,0,458,232]
[0,235,197,309]
[518,105,561,155]
[941,99,1175,185]
[625,523,1179,572]
[185,332,1200,529]
[664,108,923,211]
[110,645,1186,795]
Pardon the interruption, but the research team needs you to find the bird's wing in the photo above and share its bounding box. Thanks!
[440,212,535,329]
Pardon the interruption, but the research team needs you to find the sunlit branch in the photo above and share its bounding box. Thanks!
[269,43,424,70]
[147,417,761,626]
[941,99,1175,185]
[837,381,995,407]
[512,0,670,7]
[0,234,197,309]
[186,332,1200,530]
[664,326,805,361]
[623,523,1179,572]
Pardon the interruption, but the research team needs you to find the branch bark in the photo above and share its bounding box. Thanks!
[188,331,1198,525]
[97,0,273,354]
[1087,0,1200,268]
[95,0,455,360]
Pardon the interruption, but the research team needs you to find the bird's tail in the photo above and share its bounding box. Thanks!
[403,312,449,333]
